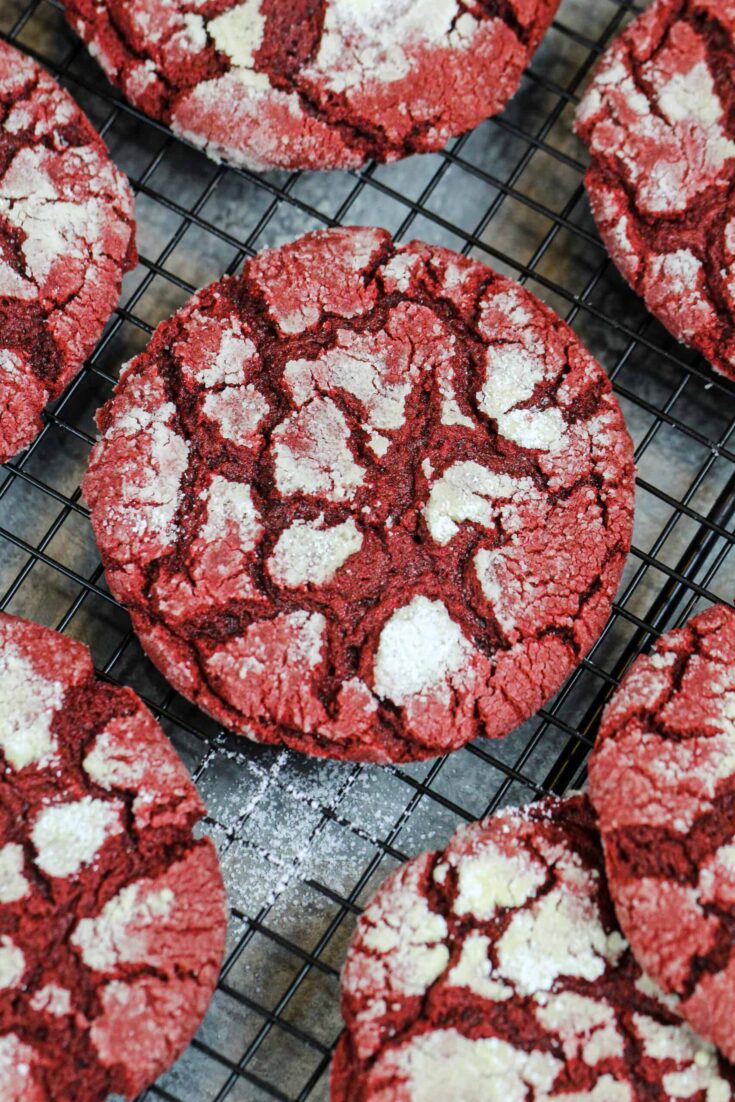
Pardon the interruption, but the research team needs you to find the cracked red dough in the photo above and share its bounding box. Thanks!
[575,0,735,381]
[0,41,137,465]
[589,603,735,1064]
[0,613,227,1102]
[84,226,635,764]
[61,0,560,172]
[331,794,735,1102]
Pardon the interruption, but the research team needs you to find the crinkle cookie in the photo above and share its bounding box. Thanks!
[590,603,735,1062]
[83,227,635,763]
[0,613,227,1102]
[0,40,136,464]
[63,0,560,171]
[332,795,735,1101]
[576,0,735,381]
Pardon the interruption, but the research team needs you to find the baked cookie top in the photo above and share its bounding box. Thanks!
[590,603,735,1062]
[332,794,733,1101]
[0,39,136,464]
[0,613,227,1101]
[576,0,735,381]
[63,0,559,170]
[84,227,635,763]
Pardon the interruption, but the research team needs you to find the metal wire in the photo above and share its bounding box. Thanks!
[1,0,734,1099]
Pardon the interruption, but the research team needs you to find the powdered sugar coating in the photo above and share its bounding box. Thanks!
[63,0,559,171]
[0,613,227,1102]
[84,227,635,764]
[589,603,735,1062]
[332,795,735,1101]
[0,40,136,463]
[576,0,735,380]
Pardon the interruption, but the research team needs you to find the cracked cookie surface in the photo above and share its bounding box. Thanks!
[84,226,635,764]
[62,0,559,171]
[589,603,735,1062]
[331,794,734,1101]
[0,40,137,465]
[575,0,735,381]
[0,613,227,1102]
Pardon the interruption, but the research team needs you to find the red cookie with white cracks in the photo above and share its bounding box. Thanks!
[62,0,560,172]
[0,41,136,466]
[589,603,735,1063]
[332,794,735,1102]
[575,0,735,381]
[0,613,227,1102]
[84,227,635,764]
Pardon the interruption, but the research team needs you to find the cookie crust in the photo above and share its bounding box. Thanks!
[84,227,635,763]
[63,0,560,171]
[576,0,735,381]
[332,795,734,1101]
[589,603,735,1062]
[0,613,227,1101]
[0,40,137,464]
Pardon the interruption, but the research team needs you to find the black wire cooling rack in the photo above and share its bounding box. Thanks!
[2,1,735,1099]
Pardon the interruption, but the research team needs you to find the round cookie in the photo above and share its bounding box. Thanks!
[0,41,137,465]
[83,226,635,764]
[575,0,735,382]
[0,612,227,1101]
[62,0,560,172]
[332,794,734,1101]
[589,603,735,1063]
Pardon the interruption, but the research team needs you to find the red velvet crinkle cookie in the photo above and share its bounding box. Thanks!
[0,41,136,465]
[0,613,227,1102]
[62,0,560,172]
[575,0,735,381]
[332,794,734,1102]
[83,227,635,764]
[589,603,735,1063]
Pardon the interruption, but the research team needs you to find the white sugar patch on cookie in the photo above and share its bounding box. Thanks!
[374,1028,561,1102]
[656,60,728,128]
[447,933,512,1000]
[0,641,63,770]
[0,937,25,990]
[316,0,477,93]
[0,1033,38,1101]
[453,843,546,919]
[536,993,623,1065]
[361,888,449,996]
[31,796,123,878]
[497,885,624,994]
[268,515,363,588]
[373,596,470,706]
[72,882,175,971]
[479,344,566,452]
[0,843,29,903]
[30,984,72,1016]
[202,383,269,446]
[200,475,262,549]
[207,0,266,69]
[633,1014,729,1100]
[273,396,365,502]
[423,461,532,545]
[0,146,103,287]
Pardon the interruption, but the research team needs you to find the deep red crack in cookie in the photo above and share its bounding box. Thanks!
[331,794,735,1101]
[61,0,560,172]
[589,603,735,1063]
[83,226,635,764]
[0,613,227,1102]
[0,41,137,465]
[575,0,735,382]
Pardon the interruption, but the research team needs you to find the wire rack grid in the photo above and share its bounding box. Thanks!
[1,0,734,1099]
